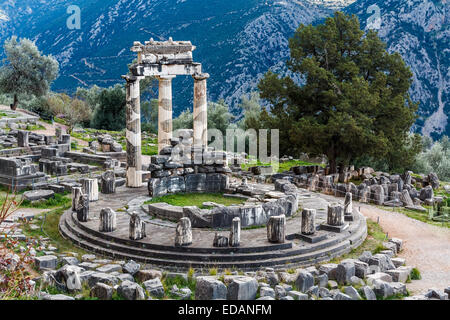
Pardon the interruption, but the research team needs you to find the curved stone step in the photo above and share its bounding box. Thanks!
[59,209,367,270]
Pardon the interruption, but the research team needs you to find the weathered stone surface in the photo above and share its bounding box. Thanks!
[226,276,258,300]
[287,290,308,300]
[213,233,229,247]
[361,286,377,300]
[368,254,396,272]
[301,208,316,235]
[55,265,82,292]
[295,271,314,293]
[129,213,146,240]
[336,261,355,285]
[425,288,448,300]
[386,267,410,283]
[101,170,116,194]
[344,192,352,216]
[419,185,434,201]
[24,189,54,202]
[90,283,113,300]
[334,292,352,300]
[195,276,227,300]
[373,280,394,298]
[75,192,89,222]
[118,280,146,300]
[182,206,211,228]
[175,217,192,246]
[136,269,162,282]
[428,172,440,190]
[81,178,99,202]
[87,272,119,288]
[370,185,385,205]
[391,257,406,268]
[366,272,393,284]
[344,286,361,300]
[229,217,241,247]
[327,204,344,226]
[62,256,79,266]
[35,255,58,270]
[315,273,328,287]
[267,214,285,243]
[319,264,338,280]
[143,278,165,298]
[96,264,121,273]
[42,294,75,300]
[259,287,275,298]
[399,190,414,207]
[389,238,403,252]
[99,207,116,232]
[17,130,29,147]
[185,173,207,192]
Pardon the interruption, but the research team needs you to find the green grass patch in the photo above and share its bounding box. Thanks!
[20,193,71,209]
[162,274,196,300]
[410,268,421,280]
[21,205,88,255]
[328,219,386,264]
[144,193,246,209]
[241,159,324,173]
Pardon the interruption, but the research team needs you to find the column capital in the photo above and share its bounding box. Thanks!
[157,75,176,80]
[193,73,210,81]
[122,75,143,83]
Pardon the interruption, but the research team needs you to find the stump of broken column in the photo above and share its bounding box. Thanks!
[301,208,316,235]
[99,208,117,232]
[101,171,116,194]
[129,212,146,240]
[75,193,89,222]
[81,178,99,202]
[291,208,327,244]
[267,215,285,243]
[17,130,29,147]
[72,187,83,212]
[229,217,241,247]
[344,192,354,221]
[213,233,229,247]
[175,217,192,247]
[320,204,348,233]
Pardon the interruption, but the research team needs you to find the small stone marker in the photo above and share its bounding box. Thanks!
[229,217,241,247]
[17,130,29,147]
[99,208,117,232]
[81,178,99,202]
[76,193,89,222]
[129,212,146,240]
[175,217,192,246]
[101,170,116,194]
[267,214,285,243]
[213,233,229,247]
[301,208,316,235]
[344,192,353,221]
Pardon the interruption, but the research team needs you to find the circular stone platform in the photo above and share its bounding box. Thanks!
[59,184,367,271]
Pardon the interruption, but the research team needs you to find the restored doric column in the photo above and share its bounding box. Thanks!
[301,208,316,235]
[125,76,142,188]
[193,73,209,147]
[158,75,175,153]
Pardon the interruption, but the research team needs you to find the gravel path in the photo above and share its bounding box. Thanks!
[358,203,450,295]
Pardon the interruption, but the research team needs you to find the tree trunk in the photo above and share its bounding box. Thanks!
[329,156,337,174]
[10,94,18,111]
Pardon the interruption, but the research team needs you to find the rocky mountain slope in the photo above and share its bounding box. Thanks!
[0,0,331,114]
[0,0,448,138]
[346,0,449,139]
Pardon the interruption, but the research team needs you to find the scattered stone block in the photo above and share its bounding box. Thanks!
[344,286,361,300]
[96,264,121,273]
[361,286,377,300]
[227,276,258,300]
[336,261,355,285]
[295,271,314,293]
[195,276,227,300]
[136,269,162,282]
[35,255,58,270]
[90,283,113,300]
[118,280,146,300]
[122,260,140,276]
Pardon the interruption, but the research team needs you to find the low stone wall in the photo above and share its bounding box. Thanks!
[145,180,299,229]
[64,151,113,166]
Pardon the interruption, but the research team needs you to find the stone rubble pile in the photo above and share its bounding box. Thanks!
[32,235,448,301]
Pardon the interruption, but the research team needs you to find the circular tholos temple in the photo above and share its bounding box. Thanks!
[59,181,367,271]
[59,38,367,271]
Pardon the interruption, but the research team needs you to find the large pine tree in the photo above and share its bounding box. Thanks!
[258,12,419,173]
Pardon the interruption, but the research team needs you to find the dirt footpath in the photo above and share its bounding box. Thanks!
[359,203,450,295]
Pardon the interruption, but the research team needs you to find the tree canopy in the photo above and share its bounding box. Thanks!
[0,36,59,110]
[257,12,420,173]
